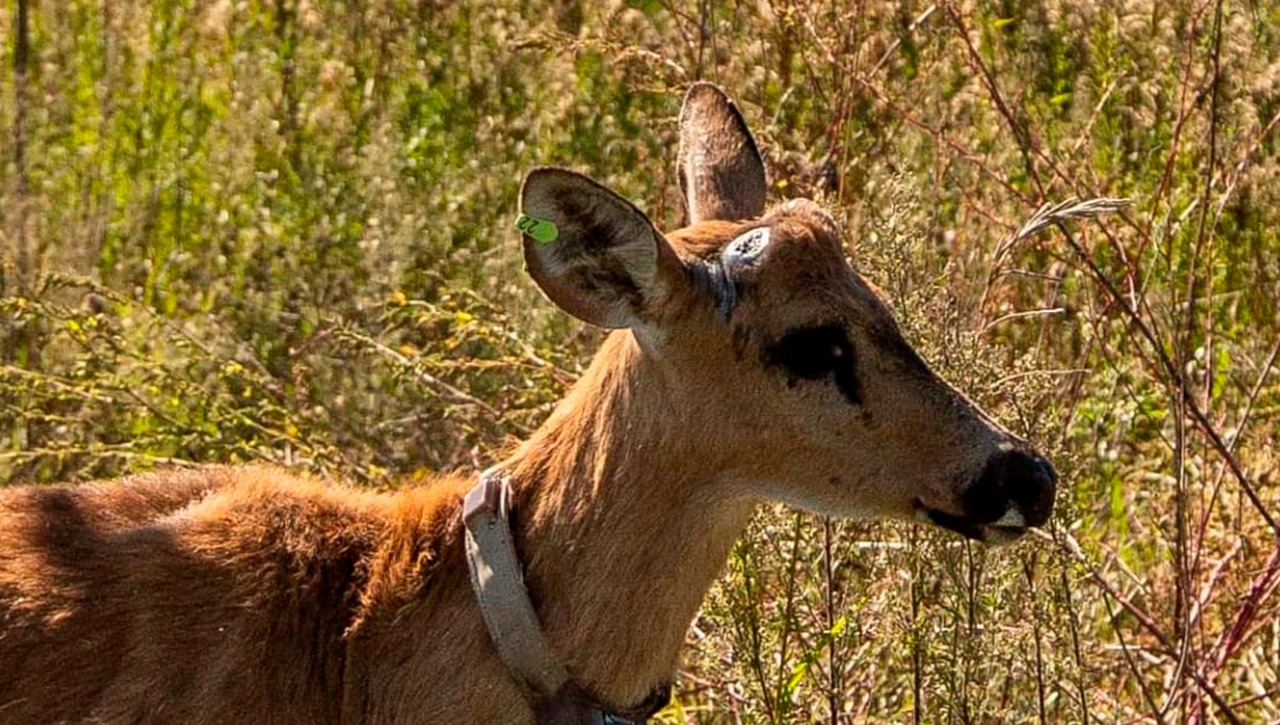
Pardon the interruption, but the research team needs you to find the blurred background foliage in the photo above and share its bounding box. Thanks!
[2,0,1278,722]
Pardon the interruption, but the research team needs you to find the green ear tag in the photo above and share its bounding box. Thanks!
[514,214,559,244]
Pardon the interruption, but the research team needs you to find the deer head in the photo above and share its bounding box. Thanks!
[516,82,1055,545]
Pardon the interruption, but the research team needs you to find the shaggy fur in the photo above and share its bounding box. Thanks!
[0,333,758,723]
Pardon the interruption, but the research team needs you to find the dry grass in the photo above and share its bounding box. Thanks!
[2,0,1278,722]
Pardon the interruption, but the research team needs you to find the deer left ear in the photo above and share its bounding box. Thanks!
[677,82,767,224]
[519,167,686,330]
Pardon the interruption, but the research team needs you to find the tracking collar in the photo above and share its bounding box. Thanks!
[462,471,671,724]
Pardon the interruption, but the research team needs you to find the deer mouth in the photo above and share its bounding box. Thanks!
[917,505,1031,545]
[914,449,1057,545]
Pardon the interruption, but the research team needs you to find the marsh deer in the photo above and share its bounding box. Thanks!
[0,83,1055,724]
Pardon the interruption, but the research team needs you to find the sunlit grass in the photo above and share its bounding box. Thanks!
[2,1,1277,722]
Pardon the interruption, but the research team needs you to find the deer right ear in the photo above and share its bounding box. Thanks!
[677,82,767,224]
[519,168,686,330]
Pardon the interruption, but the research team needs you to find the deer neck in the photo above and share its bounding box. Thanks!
[497,330,756,706]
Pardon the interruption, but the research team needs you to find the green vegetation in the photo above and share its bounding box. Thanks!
[3,0,1277,721]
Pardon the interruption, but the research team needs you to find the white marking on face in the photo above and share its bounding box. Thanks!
[993,508,1026,529]
[723,227,770,266]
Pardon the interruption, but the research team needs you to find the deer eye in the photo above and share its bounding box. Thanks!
[764,324,861,405]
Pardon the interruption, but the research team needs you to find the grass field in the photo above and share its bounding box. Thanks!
[2,0,1278,722]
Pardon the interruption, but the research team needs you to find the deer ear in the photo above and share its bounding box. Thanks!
[519,168,685,329]
[677,82,767,224]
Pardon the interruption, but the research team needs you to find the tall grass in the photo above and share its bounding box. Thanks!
[3,1,1278,722]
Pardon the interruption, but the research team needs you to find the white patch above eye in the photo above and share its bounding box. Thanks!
[722,227,770,267]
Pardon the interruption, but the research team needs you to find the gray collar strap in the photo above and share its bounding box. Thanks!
[462,472,671,724]
[463,471,569,697]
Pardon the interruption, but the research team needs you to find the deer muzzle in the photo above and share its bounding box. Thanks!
[919,449,1058,545]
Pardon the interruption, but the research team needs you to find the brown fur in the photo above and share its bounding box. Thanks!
[0,344,754,724]
[0,84,1054,724]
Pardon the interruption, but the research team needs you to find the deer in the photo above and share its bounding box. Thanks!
[0,83,1056,725]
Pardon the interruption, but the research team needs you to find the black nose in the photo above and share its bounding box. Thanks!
[966,450,1058,527]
